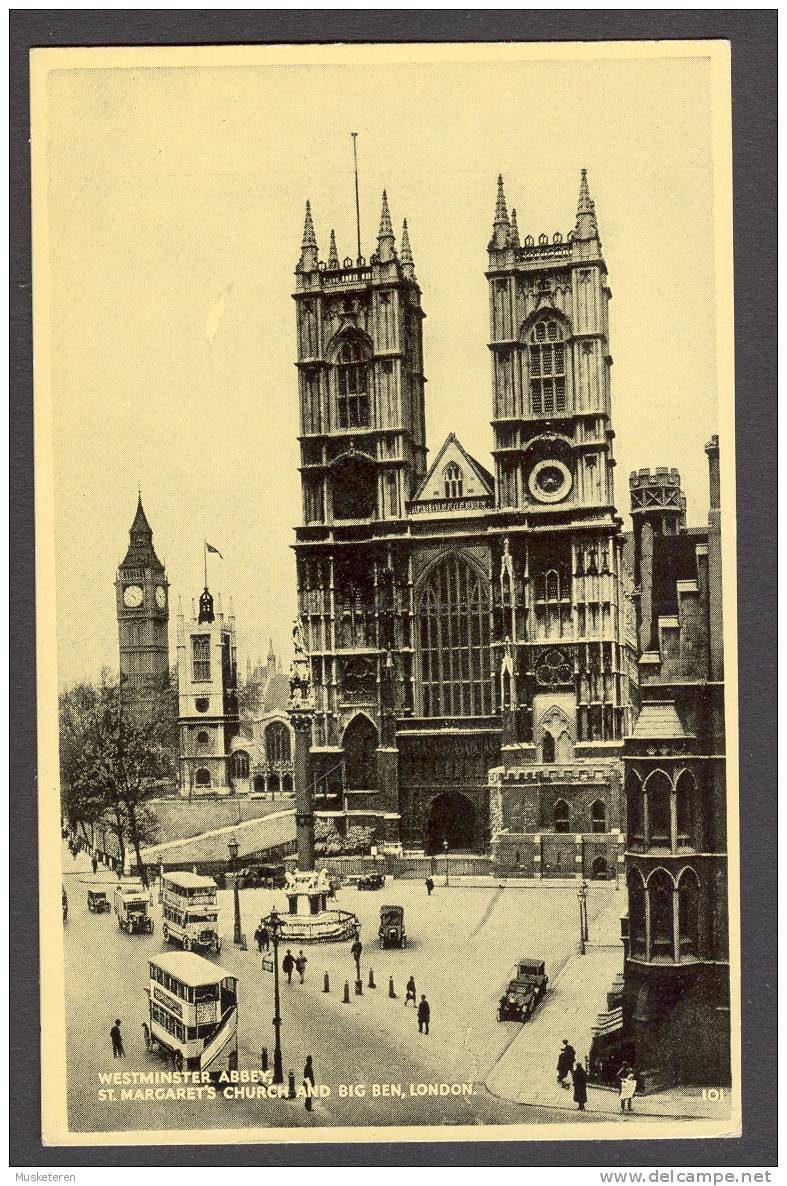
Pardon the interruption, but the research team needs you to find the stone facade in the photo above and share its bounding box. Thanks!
[290,174,635,863]
[622,438,729,1086]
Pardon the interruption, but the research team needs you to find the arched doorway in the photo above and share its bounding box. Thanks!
[425,791,477,853]
[591,856,609,880]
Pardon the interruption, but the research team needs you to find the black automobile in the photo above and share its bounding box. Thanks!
[378,904,406,948]
[357,872,385,891]
[496,958,548,1023]
[236,864,288,890]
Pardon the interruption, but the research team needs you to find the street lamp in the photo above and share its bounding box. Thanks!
[443,837,449,888]
[228,837,242,947]
[577,879,588,955]
[265,908,285,1085]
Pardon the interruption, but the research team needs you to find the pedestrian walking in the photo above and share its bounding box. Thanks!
[417,994,430,1035]
[283,949,295,985]
[556,1039,575,1088]
[295,950,307,984]
[260,924,270,952]
[91,855,98,876]
[110,1019,125,1059]
[404,976,417,1007]
[572,1060,588,1111]
[254,921,264,953]
[617,1062,636,1113]
[350,937,363,978]
[425,877,434,896]
[303,1055,315,1112]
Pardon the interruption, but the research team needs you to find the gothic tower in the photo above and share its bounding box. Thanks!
[291,193,428,844]
[115,495,170,722]
[486,172,635,866]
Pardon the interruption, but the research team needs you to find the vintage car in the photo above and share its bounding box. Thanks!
[235,864,288,890]
[497,957,548,1023]
[378,904,406,949]
[87,888,111,914]
[357,872,386,891]
[114,882,154,934]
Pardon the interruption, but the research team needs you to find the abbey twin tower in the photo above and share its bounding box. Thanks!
[292,171,638,876]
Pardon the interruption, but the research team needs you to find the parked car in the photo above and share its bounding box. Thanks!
[87,888,111,914]
[378,904,406,948]
[496,957,548,1023]
[357,872,385,891]
[236,864,288,890]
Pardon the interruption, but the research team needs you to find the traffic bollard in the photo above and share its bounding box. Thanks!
[323,971,330,993]
[388,976,396,998]
[368,967,376,989]
[261,1047,268,1072]
[343,980,351,1003]
[287,1070,296,1100]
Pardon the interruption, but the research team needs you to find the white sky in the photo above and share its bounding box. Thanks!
[42,51,722,687]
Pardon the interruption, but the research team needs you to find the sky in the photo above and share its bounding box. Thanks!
[39,47,724,687]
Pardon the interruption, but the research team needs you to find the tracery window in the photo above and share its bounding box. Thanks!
[590,799,607,833]
[336,339,370,429]
[528,317,567,415]
[554,798,570,833]
[192,635,211,682]
[232,751,249,779]
[417,553,492,717]
[444,462,463,499]
[265,721,291,764]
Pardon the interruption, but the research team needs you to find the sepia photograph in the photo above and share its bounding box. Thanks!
[30,39,740,1147]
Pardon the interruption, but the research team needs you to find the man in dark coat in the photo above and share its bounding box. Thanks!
[283,949,295,985]
[557,1039,575,1086]
[417,995,430,1035]
[572,1060,588,1111]
[110,1019,125,1058]
[425,877,434,896]
[350,938,363,978]
[254,921,265,953]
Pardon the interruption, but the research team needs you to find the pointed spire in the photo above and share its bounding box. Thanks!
[492,174,510,249]
[130,493,152,538]
[400,218,415,279]
[377,190,396,262]
[268,637,275,662]
[574,168,599,242]
[510,207,520,249]
[327,229,339,269]
[297,200,319,272]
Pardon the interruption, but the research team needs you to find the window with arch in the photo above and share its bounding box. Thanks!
[444,462,463,499]
[196,729,210,750]
[649,869,675,960]
[554,799,570,833]
[232,750,249,779]
[417,553,492,717]
[590,799,607,833]
[343,716,378,790]
[676,770,695,848]
[626,771,644,845]
[541,732,555,763]
[265,721,291,764]
[678,869,700,957]
[192,635,211,682]
[627,869,647,957]
[195,768,211,787]
[336,338,370,429]
[646,771,672,848]
[528,317,567,415]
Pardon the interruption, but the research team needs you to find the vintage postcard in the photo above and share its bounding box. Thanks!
[32,40,740,1146]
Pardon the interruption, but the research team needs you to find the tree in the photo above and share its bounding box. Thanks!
[59,672,172,885]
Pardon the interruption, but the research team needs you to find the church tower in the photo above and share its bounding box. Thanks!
[115,495,170,721]
[486,172,635,869]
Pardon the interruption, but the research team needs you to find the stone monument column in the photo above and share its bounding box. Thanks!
[288,619,316,873]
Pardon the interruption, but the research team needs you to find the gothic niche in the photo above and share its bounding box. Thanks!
[340,656,376,702]
[334,557,375,649]
[332,452,376,520]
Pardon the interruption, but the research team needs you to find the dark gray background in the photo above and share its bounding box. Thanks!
[10,8,777,1168]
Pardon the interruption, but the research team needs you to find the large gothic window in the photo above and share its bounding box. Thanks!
[417,554,492,717]
[528,317,567,415]
[343,715,378,789]
[332,454,376,520]
[265,721,291,764]
[192,635,211,682]
[336,339,370,429]
[232,751,249,779]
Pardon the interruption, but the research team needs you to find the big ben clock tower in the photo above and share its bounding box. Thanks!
[115,494,170,722]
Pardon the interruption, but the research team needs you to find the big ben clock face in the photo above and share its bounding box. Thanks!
[123,584,144,609]
[155,585,167,610]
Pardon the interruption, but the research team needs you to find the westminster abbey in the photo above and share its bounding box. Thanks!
[291,173,638,874]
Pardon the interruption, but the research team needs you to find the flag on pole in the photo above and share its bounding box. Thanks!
[205,542,223,559]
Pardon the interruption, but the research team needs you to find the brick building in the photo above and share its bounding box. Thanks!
[622,438,729,1085]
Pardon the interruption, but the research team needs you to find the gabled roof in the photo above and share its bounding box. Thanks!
[411,433,495,504]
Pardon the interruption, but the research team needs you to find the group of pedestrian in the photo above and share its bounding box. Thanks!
[254,920,270,952]
[282,948,308,985]
[556,1040,639,1114]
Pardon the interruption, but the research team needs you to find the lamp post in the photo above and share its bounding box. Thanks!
[266,908,285,1085]
[577,879,588,955]
[443,837,449,888]
[228,837,242,947]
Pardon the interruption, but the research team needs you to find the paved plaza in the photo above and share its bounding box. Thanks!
[62,844,716,1135]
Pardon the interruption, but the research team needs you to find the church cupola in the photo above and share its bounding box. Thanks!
[198,586,215,624]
